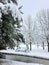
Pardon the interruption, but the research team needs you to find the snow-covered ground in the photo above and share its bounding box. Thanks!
[0,44,49,65]
[0,59,43,65]
[0,44,48,59]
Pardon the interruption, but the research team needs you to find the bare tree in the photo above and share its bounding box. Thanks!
[21,15,34,51]
[36,9,49,51]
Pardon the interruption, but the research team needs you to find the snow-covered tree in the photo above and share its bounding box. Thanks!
[36,9,49,51]
[21,15,34,51]
[0,0,25,50]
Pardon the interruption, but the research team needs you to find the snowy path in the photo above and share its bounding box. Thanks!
[0,59,43,65]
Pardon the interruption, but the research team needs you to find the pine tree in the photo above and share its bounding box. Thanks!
[0,0,17,4]
[0,0,25,50]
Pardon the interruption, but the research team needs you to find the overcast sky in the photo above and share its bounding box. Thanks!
[18,0,49,18]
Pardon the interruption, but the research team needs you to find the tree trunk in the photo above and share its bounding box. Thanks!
[26,44,29,50]
[17,42,19,49]
[43,42,44,50]
[30,42,32,51]
[48,43,49,52]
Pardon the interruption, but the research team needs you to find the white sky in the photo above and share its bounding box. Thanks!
[18,0,49,18]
